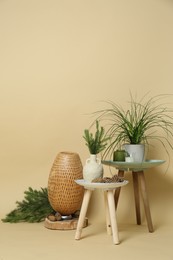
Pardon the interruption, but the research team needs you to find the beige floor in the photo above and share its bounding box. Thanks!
[1,171,173,260]
[1,217,173,260]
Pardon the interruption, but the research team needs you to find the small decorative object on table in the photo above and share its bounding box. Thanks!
[113,149,127,161]
[91,174,124,183]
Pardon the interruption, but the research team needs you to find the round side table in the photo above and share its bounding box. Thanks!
[102,159,165,233]
[74,179,128,245]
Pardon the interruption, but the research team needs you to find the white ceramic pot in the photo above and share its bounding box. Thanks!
[123,144,145,162]
[83,154,103,182]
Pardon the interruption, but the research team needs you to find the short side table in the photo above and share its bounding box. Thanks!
[102,160,165,233]
[74,180,128,245]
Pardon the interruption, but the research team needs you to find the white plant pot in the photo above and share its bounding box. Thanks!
[123,144,145,163]
[83,154,103,182]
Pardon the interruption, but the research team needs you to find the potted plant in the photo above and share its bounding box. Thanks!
[91,93,173,162]
[83,120,109,181]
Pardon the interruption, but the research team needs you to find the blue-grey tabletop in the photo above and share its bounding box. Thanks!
[102,159,165,170]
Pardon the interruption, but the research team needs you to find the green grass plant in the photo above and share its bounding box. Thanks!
[92,93,173,159]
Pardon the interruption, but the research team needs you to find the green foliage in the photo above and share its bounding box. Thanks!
[93,93,173,159]
[2,187,54,223]
[83,120,109,154]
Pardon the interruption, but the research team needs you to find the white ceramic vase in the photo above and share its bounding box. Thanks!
[123,144,145,162]
[83,154,103,182]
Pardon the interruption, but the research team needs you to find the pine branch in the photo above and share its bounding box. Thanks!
[83,120,109,154]
[2,187,54,223]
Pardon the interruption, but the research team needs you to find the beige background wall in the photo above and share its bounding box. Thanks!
[0,0,173,227]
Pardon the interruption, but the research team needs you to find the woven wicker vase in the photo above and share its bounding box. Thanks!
[48,152,84,216]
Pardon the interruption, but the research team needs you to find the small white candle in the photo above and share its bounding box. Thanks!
[125,154,134,162]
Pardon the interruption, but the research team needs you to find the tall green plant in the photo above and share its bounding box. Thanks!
[83,120,109,154]
[92,93,173,159]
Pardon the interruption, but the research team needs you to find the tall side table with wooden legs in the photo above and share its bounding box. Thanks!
[102,160,165,233]
[74,180,128,245]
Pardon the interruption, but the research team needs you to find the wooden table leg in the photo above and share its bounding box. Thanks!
[107,190,119,245]
[104,191,112,235]
[75,189,92,240]
[132,171,141,225]
[114,170,124,208]
[138,171,154,232]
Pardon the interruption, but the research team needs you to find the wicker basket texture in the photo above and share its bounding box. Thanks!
[48,152,84,215]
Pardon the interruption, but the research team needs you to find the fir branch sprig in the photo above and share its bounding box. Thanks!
[83,120,109,154]
[2,187,54,223]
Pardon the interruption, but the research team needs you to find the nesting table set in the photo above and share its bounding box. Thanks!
[75,160,165,245]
